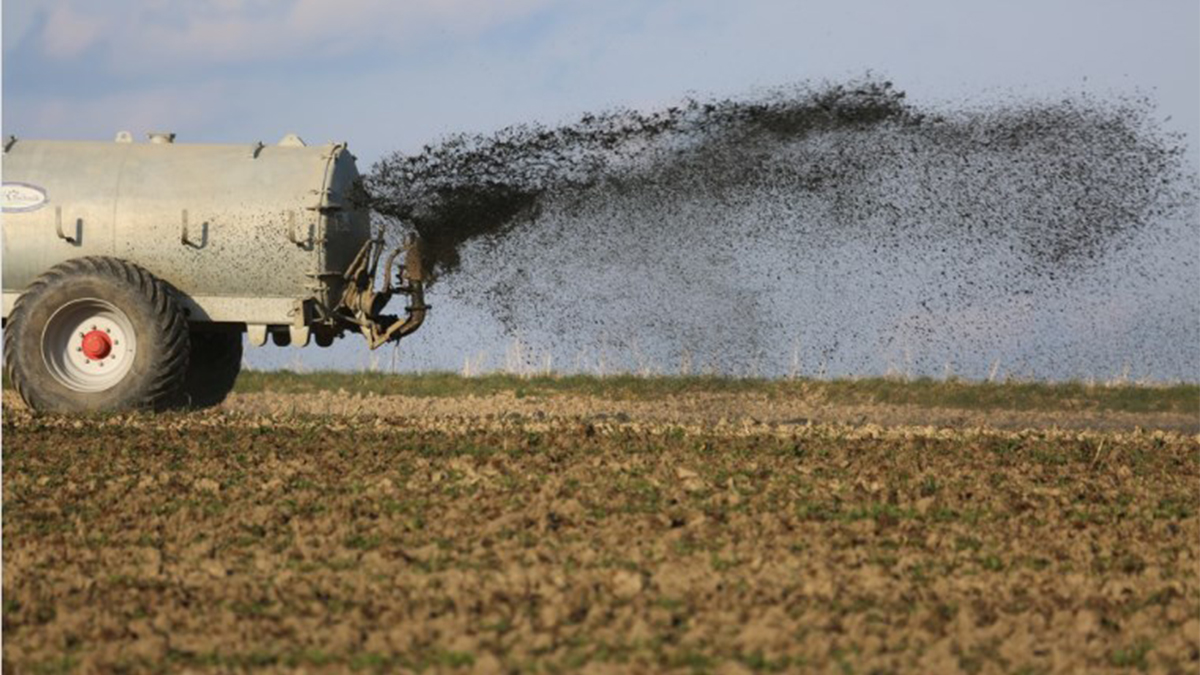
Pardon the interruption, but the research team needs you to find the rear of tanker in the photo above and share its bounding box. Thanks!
[1,132,426,413]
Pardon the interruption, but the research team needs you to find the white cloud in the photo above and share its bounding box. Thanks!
[40,5,107,59]
[22,0,552,70]
[8,82,233,141]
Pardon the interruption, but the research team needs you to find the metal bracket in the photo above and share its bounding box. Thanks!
[336,235,428,350]
[180,210,208,248]
[55,207,77,244]
[181,210,193,246]
[306,188,343,212]
[4,135,16,153]
[320,142,347,160]
[247,325,269,347]
[289,326,311,347]
[286,210,310,247]
[249,141,265,159]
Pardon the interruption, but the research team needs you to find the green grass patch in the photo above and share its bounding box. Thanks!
[228,370,1200,415]
[1109,639,1153,671]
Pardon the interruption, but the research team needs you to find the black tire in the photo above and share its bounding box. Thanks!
[174,330,243,408]
[3,257,190,413]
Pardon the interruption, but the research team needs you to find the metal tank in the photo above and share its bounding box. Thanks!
[1,132,426,412]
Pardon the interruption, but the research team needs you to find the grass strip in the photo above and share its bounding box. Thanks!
[230,370,1200,414]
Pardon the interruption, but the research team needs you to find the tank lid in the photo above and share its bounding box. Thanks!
[278,133,307,147]
[147,132,176,144]
[115,131,133,143]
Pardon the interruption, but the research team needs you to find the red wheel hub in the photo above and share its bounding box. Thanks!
[81,330,112,360]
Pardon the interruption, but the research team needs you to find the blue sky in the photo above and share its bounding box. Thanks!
[5,0,1197,163]
[4,1,1198,376]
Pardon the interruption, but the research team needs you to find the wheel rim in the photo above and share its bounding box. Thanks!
[41,298,137,393]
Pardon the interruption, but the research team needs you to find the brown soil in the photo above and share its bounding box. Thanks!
[215,390,1200,433]
[3,392,1198,674]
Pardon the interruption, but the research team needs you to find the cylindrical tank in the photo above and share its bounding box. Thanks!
[2,133,371,326]
[2,133,426,413]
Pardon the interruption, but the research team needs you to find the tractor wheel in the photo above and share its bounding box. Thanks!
[174,330,243,408]
[4,257,190,413]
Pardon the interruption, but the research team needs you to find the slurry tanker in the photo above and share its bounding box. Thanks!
[2,132,427,412]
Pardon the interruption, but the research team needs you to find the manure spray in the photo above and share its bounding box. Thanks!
[364,78,1197,379]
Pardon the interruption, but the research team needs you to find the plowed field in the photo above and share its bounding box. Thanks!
[3,381,1198,674]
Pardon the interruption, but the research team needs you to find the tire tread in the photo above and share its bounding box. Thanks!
[5,256,191,412]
